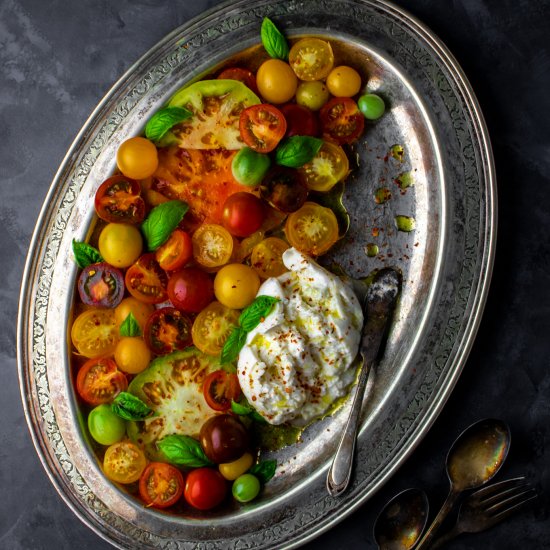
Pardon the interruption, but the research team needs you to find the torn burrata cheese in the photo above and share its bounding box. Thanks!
[237,247,363,426]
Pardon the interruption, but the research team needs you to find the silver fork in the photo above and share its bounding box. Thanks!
[430,477,538,549]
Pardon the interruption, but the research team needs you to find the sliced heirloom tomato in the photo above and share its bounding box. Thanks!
[139,462,185,509]
[202,370,241,412]
[284,201,339,256]
[217,67,258,94]
[144,307,193,355]
[155,229,193,271]
[104,441,147,484]
[191,301,240,356]
[192,223,234,268]
[239,104,287,153]
[125,253,168,304]
[297,141,350,192]
[71,308,119,358]
[288,38,334,81]
[320,97,365,145]
[78,263,124,308]
[76,357,127,406]
[94,175,145,224]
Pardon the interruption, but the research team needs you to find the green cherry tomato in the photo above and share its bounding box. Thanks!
[232,473,261,503]
[88,404,126,445]
[295,81,330,111]
[357,93,386,120]
[231,147,271,186]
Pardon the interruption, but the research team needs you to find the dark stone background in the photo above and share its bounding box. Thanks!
[2,0,549,548]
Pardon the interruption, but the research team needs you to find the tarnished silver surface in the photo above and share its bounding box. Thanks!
[17,0,496,548]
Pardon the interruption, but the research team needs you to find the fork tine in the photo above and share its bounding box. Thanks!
[486,487,538,517]
[469,476,527,500]
[480,482,531,507]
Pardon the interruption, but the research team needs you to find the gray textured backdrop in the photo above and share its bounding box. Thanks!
[3,0,550,548]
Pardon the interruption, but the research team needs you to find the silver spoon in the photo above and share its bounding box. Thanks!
[414,418,511,549]
[326,268,402,496]
[373,488,429,549]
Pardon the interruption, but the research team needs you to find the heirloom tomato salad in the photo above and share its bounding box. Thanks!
[70,18,385,513]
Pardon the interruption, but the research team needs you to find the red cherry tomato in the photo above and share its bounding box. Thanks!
[260,167,308,213]
[239,104,287,153]
[155,229,193,272]
[76,357,127,406]
[184,467,227,510]
[222,192,266,237]
[203,370,241,412]
[125,254,168,304]
[167,267,214,313]
[144,307,193,355]
[218,67,258,94]
[77,262,124,308]
[319,97,365,145]
[94,175,146,224]
[139,462,185,509]
[280,104,319,137]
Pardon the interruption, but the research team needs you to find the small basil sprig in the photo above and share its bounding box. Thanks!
[72,240,103,268]
[111,392,152,421]
[141,200,189,251]
[221,296,279,364]
[261,17,289,61]
[157,434,213,468]
[145,106,193,144]
[119,312,141,337]
[249,459,277,484]
[275,136,324,168]
[231,400,267,424]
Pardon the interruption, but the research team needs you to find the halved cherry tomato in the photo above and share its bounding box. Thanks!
[192,223,234,268]
[144,307,193,355]
[94,175,145,224]
[280,104,319,137]
[319,97,365,145]
[203,370,241,412]
[104,441,147,484]
[251,237,290,278]
[184,467,227,510]
[297,141,350,192]
[139,462,185,509]
[239,104,287,153]
[71,308,119,358]
[218,67,258,94]
[76,357,127,405]
[289,38,334,81]
[284,202,339,256]
[222,193,265,238]
[125,254,168,304]
[191,301,240,356]
[260,167,308,213]
[155,229,193,271]
[167,267,214,313]
[77,263,124,308]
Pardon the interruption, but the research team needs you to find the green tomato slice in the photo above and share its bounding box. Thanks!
[161,79,261,150]
[127,348,222,460]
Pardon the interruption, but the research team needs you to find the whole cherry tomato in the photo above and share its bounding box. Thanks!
[184,467,227,511]
[167,267,214,313]
[222,192,265,237]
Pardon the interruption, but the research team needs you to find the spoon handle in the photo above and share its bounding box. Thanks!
[415,489,461,549]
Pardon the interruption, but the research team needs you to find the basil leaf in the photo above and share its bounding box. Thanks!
[119,312,141,337]
[157,434,213,468]
[239,296,279,332]
[231,400,253,415]
[221,327,247,364]
[72,239,103,268]
[111,392,152,421]
[141,200,189,251]
[275,136,324,168]
[145,106,193,144]
[261,17,289,61]
[249,459,277,484]
[251,410,267,424]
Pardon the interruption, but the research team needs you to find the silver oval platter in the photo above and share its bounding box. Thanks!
[17,0,496,548]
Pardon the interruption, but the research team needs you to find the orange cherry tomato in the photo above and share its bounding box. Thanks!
[76,357,127,406]
[103,441,147,484]
[239,104,287,153]
[155,229,193,271]
[192,224,234,268]
[139,462,185,509]
[125,253,168,304]
[203,370,241,411]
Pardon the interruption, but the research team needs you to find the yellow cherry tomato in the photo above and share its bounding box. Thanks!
[219,452,254,481]
[256,59,298,104]
[191,301,240,356]
[214,264,260,309]
[192,223,234,268]
[114,337,152,374]
[298,141,350,192]
[114,297,155,331]
[71,308,119,358]
[251,237,290,279]
[116,137,159,180]
[289,38,334,81]
[98,223,143,268]
[326,66,362,97]
[103,441,147,484]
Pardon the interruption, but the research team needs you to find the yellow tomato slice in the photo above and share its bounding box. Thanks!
[71,308,119,358]
[289,38,334,81]
[103,441,147,484]
[298,142,349,192]
[251,237,290,279]
[192,223,234,268]
[191,301,240,356]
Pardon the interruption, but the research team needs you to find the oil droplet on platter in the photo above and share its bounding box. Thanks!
[395,215,416,232]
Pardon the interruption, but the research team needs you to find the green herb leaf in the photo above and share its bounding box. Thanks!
[157,434,213,468]
[239,296,279,332]
[119,312,141,337]
[145,106,193,144]
[275,136,324,168]
[261,17,289,61]
[72,240,103,268]
[111,392,152,421]
[249,459,277,484]
[231,400,253,415]
[250,410,267,424]
[221,326,248,364]
[141,200,189,251]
